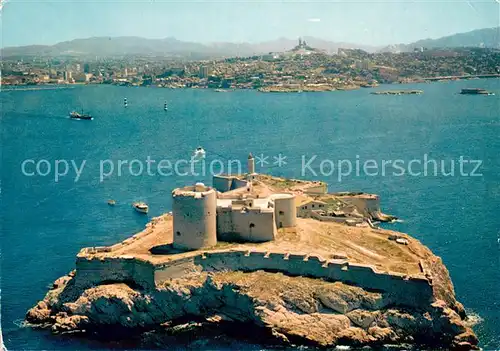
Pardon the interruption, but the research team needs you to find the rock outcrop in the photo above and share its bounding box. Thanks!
[26,269,478,350]
[24,176,479,350]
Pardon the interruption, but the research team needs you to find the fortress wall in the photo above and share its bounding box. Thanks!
[216,209,276,242]
[78,226,156,255]
[285,254,327,277]
[216,209,236,241]
[310,211,351,223]
[75,256,155,290]
[151,250,433,308]
[197,251,431,307]
[297,208,313,218]
[172,188,217,250]
[340,196,380,217]
[231,178,249,191]
[297,201,327,218]
[213,175,234,193]
[272,195,297,228]
[76,250,433,308]
[230,209,276,242]
[154,256,203,282]
[302,183,328,195]
[309,211,365,225]
[341,205,360,215]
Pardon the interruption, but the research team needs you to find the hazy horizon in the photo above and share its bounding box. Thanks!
[1,0,498,48]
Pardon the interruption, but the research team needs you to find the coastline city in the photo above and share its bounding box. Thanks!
[2,38,499,92]
[2,0,500,348]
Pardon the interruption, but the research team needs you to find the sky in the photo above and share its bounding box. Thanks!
[0,0,499,48]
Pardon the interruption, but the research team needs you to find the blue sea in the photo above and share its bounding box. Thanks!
[1,80,499,350]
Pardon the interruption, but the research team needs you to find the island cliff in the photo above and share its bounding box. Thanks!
[25,169,478,350]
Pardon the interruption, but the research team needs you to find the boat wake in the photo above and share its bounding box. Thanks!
[68,117,94,121]
[191,147,206,162]
[13,318,28,328]
[464,311,483,327]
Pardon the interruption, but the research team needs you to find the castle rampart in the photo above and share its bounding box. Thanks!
[270,193,297,228]
[73,247,433,309]
[212,175,249,193]
[335,194,381,218]
[301,182,328,195]
[310,211,365,225]
[212,175,234,193]
[74,256,155,290]
[216,206,276,242]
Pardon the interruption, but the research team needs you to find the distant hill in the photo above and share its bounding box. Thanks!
[0,36,381,59]
[2,27,498,58]
[1,37,215,58]
[379,27,500,53]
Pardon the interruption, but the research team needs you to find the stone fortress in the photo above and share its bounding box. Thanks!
[172,155,297,250]
[27,152,478,350]
[170,154,395,251]
[73,153,435,308]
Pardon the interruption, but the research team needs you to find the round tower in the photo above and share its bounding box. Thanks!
[172,183,217,250]
[272,194,297,228]
[247,153,255,174]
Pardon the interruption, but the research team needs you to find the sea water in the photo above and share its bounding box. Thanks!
[1,79,499,349]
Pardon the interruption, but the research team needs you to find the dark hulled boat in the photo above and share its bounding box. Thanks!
[460,88,492,95]
[69,111,93,120]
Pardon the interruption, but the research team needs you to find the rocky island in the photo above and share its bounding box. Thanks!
[26,155,478,350]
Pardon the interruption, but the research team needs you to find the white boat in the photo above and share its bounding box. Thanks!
[132,202,148,214]
[191,147,206,161]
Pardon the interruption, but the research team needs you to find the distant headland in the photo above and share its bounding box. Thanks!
[26,154,478,350]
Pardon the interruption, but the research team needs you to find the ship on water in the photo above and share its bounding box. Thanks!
[460,88,494,95]
[69,111,93,120]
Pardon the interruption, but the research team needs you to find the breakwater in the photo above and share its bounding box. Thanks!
[371,90,423,95]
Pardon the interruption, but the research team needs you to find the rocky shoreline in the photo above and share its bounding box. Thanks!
[26,257,478,350]
[370,90,423,95]
[258,84,360,93]
[24,174,479,350]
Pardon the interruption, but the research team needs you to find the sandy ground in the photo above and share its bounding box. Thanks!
[84,175,430,276]
[88,214,425,276]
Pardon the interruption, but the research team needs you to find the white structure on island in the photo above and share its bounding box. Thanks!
[247,153,255,174]
[172,183,217,250]
[171,154,297,250]
[270,193,297,228]
[171,184,297,249]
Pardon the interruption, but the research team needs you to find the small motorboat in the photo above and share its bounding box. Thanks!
[164,102,168,111]
[133,202,148,214]
[107,199,116,206]
[191,147,206,161]
[69,111,93,120]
